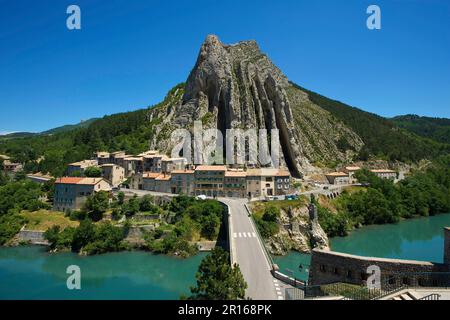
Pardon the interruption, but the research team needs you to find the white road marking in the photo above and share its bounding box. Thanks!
[278,296,284,300]
[276,287,281,291]
[247,232,252,238]
[252,232,256,238]
[243,232,247,237]
[238,232,242,238]
[274,283,279,287]
[233,233,237,238]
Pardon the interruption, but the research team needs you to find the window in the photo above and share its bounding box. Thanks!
[320,265,326,272]
[346,270,352,279]
[334,268,339,275]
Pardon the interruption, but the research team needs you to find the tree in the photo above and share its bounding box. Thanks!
[83,191,110,221]
[117,191,125,205]
[84,166,102,178]
[189,247,247,300]
[44,225,61,250]
[71,219,95,252]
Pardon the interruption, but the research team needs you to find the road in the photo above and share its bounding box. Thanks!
[219,198,281,300]
[118,189,283,300]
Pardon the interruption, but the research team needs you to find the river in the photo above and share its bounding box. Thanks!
[1,213,449,299]
[0,247,206,300]
[273,213,450,282]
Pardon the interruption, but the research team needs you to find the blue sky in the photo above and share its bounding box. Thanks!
[0,0,449,133]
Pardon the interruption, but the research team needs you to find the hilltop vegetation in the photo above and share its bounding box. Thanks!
[292,83,450,163]
[391,114,450,145]
[317,155,450,237]
[0,83,185,177]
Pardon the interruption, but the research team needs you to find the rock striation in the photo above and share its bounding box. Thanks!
[148,35,364,176]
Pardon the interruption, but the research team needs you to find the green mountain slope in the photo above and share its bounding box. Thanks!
[391,114,450,144]
[291,83,450,162]
[41,118,99,135]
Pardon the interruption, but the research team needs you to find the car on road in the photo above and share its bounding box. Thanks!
[196,195,207,200]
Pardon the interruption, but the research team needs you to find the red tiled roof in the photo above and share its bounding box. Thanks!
[195,165,227,171]
[55,177,84,184]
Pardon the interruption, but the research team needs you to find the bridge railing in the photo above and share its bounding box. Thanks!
[285,272,450,300]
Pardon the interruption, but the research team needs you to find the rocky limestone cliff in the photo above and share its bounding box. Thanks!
[266,203,330,255]
[147,35,364,176]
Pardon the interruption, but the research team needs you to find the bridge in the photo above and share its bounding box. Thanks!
[119,189,292,299]
[219,198,284,300]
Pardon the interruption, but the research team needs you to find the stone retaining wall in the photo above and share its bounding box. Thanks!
[17,230,48,245]
[309,249,448,288]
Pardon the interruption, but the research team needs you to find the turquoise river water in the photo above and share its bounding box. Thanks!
[1,213,449,299]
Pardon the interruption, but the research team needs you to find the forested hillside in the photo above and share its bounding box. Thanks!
[391,114,450,144]
[0,84,184,177]
[291,82,450,162]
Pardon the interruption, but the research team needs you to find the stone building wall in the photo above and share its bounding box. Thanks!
[308,249,448,288]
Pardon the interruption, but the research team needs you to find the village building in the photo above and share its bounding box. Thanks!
[171,169,195,195]
[161,157,187,174]
[142,172,160,191]
[95,151,110,165]
[2,160,23,173]
[343,166,361,183]
[53,177,111,212]
[325,172,350,185]
[371,169,397,180]
[143,154,168,173]
[275,169,291,195]
[194,165,226,197]
[224,171,247,198]
[154,173,172,193]
[26,172,54,184]
[100,164,126,187]
[67,160,98,176]
[123,156,143,177]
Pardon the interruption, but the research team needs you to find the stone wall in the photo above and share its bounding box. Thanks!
[308,249,448,288]
[17,230,48,245]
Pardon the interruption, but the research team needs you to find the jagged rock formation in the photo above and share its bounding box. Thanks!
[266,204,329,255]
[148,35,364,176]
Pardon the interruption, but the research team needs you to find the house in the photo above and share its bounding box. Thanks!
[142,172,160,191]
[123,156,143,177]
[224,171,247,198]
[154,174,172,193]
[161,157,187,174]
[129,173,144,190]
[171,169,195,195]
[246,169,262,199]
[2,160,23,173]
[343,166,361,184]
[100,164,126,187]
[325,172,350,185]
[275,169,291,195]
[194,165,227,197]
[67,160,98,176]
[26,172,54,184]
[95,151,110,165]
[371,169,397,180]
[143,154,168,173]
[53,177,111,212]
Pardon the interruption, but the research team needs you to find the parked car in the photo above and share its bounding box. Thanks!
[196,195,207,200]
